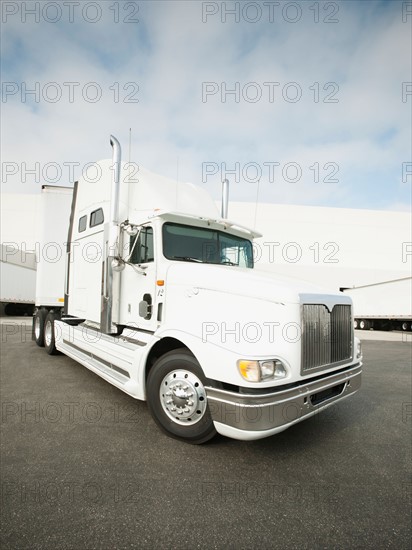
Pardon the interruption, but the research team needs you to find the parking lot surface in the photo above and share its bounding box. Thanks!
[1,323,411,549]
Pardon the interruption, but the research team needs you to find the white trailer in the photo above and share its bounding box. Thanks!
[0,244,36,315]
[344,278,412,331]
[33,135,362,443]
[32,185,73,340]
[1,193,39,315]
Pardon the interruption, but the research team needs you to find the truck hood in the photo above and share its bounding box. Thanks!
[165,263,335,305]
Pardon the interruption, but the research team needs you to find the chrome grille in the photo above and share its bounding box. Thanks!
[301,304,352,373]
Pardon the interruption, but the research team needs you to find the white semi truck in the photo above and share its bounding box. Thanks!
[344,278,412,332]
[33,136,362,443]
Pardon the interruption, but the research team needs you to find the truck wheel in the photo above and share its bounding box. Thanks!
[33,308,47,347]
[44,312,60,355]
[354,319,358,329]
[146,349,216,444]
[401,322,408,331]
[359,320,369,330]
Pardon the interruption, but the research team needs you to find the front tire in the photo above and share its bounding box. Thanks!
[146,349,216,444]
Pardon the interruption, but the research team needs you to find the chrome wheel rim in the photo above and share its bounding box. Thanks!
[44,320,52,347]
[34,316,41,340]
[160,369,207,425]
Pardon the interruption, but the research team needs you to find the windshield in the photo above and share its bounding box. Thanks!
[162,222,254,268]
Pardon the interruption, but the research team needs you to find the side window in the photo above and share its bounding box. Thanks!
[90,208,104,228]
[78,215,87,233]
[130,227,154,264]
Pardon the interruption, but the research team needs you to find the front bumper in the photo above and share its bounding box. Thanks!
[205,363,362,441]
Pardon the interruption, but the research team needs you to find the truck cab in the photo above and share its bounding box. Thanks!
[34,136,362,443]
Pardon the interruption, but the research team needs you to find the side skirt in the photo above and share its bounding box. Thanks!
[55,321,154,400]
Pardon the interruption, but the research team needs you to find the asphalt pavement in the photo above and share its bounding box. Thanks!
[1,322,411,549]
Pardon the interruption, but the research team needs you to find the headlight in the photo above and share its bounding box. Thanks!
[237,359,287,382]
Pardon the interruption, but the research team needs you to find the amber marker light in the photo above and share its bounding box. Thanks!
[237,359,288,382]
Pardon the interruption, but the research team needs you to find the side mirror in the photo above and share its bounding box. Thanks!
[125,224,138,236]
[124,226,141,262]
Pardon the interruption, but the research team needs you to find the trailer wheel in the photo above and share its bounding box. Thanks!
[44,312,60,355]
[33,308,47,347]
[147,349,216,444]
[401,322,408,331]
[359,320,369,330]
[354,319,358,329]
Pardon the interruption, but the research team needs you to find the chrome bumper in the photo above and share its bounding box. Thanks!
[205,364,361,433]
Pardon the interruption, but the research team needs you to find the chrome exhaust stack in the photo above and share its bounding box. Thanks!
[221,178,229,219]
[101,135,122,334]
[109,135,121,224]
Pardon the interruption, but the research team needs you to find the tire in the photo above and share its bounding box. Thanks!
[354,319,358,330]
[146,349,216,444]
[359,320,369,330]
[44,312,60,355]
[33,308,47,347]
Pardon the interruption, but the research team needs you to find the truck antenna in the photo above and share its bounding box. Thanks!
[176,156,179,210]
[253,178,261,230]
[128,128,131,168]
[128,128,132,218]
[221,178,229,218]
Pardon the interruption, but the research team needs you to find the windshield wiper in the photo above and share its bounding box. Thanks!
[172,256,203,263]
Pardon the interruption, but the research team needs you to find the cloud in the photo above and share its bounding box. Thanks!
[1,0,411,212]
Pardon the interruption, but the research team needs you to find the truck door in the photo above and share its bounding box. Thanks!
[119,225,158,331]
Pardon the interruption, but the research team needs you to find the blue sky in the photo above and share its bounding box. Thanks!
[1,0,411,211]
